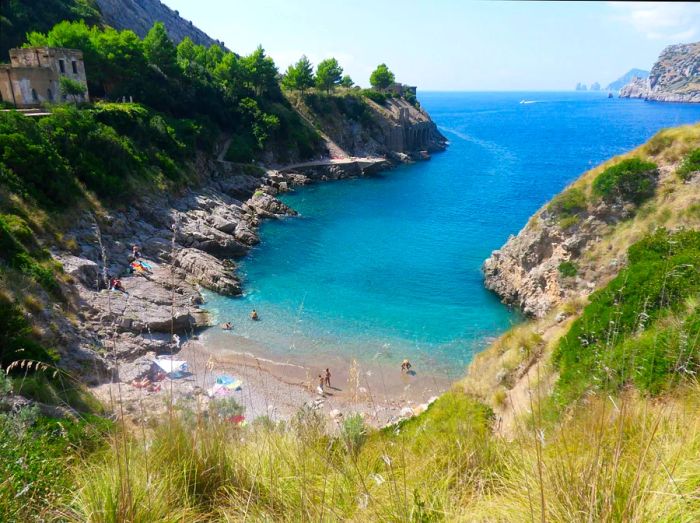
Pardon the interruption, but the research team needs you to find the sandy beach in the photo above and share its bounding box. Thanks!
[93,326,453,428]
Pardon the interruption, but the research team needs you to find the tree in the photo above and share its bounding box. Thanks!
[143,22,178,77]
[315,58,343,93]
[370,63,395,90]
[59,76,87,105]
[240,45,279,97]
[282,55,314,94]
[214,53,243,101]
[176,37,198,65]
[340,75,354,88]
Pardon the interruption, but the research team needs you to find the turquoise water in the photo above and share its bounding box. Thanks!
[204,92,700,378]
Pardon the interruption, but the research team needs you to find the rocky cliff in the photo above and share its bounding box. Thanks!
[483,124,700,318]
[292,94,446,161]
[95,0,224,47]
[606,68,649,92]
[619,42,700,102]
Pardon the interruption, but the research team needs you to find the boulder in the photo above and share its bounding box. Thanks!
[173,248,242,295]
[56,254,100,287]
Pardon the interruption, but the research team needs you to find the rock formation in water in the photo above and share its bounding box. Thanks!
[95,0,225,47]
[619,42,700,102]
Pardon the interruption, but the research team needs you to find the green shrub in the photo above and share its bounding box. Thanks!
[341,413,367,455]
[0,295,57,368]
[0,215,60,296]
[548,188,587,216]
[0,214,34,247]
[360,89,388,105]
[676,148,700,181]
[553,229,700,404]
[0,408,110,521]
[558,261,578,277]
[592,158,658,204]
[547,188,587,227]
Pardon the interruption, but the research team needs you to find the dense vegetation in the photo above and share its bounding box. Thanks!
[0,371,110,521]
[25,21,322,162]
[592,157,658,204]
[0,104,208,206]
[0,0,102,58]
[554,228,700,404]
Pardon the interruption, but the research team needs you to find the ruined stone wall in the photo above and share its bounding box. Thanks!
[0,48,88,107]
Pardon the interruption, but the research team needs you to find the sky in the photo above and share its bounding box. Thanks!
[163,1,700,91]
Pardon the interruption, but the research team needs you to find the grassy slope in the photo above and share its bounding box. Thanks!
[461,124,700,422]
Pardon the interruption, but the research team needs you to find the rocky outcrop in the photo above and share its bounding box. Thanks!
[376,100,447,155]
[606,68,649,92]
[483,189,655,317]
[173,249,241,296]
[300,96,447,160]
[95,0,225,47]
[619,77,650,99]
[619,42,700,102]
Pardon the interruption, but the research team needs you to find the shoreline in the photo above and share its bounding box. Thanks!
[85,152,453,426]
[92,332,448,428]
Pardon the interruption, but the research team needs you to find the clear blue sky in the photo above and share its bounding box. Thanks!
[163,1,700,91]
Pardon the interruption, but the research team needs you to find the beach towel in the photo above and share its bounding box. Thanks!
[130,262,147,272]
[216,375,235,385]
[207,378,243,397]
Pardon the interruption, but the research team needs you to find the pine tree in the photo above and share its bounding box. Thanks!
[315,58,343,93]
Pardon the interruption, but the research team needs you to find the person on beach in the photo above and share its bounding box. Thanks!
[324,368,331,388]
[401,359,412,373]
[250,309,259,321]
[132,244,142,258]
[222,322,232,330]
[317,374,324,395]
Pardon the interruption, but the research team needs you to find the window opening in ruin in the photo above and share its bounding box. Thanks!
[59,59,65,73]
[72,61,78,74]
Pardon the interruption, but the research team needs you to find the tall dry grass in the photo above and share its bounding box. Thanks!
[63,379,700,522]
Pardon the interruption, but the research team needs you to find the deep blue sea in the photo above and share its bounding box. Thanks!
[204,92,700,378]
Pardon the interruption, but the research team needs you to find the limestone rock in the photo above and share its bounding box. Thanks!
[246,192,297,218]
[173,248,242,296]
[619,42,700,103]
[55,254,100,287]
[96,0,222,47]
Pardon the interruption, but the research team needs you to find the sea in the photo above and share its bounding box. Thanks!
[203,91,700,379]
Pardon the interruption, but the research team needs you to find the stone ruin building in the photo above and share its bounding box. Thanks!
[0,47,89,108]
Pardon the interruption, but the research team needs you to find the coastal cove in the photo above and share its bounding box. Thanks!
[202,91,700,380]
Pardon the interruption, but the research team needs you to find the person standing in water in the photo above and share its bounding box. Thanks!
[250,309,259,321]
[401,359,412,373]
[324,368,331,388]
